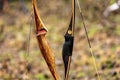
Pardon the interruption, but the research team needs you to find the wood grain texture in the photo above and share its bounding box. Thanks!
[32,0,60,80]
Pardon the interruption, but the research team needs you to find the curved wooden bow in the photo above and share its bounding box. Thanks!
[62,0,75,80]
[32,0,59,80]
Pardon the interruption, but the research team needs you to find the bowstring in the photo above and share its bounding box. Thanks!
[24,13,34,80]
[76,0,101,80]
[26,13,33,61]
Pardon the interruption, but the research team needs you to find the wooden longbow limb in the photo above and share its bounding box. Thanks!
[62,0,75,80]
[32,0,59,80]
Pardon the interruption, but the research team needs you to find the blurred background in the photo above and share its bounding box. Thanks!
[0,0,120,80]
